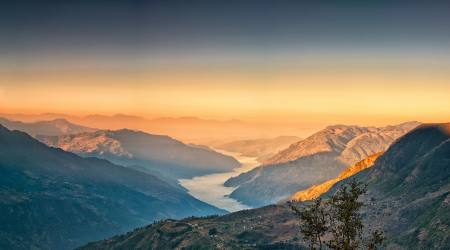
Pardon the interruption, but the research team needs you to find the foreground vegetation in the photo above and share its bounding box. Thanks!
[290,179,384,250]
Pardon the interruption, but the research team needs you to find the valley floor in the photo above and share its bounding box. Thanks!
[179,149,260,212]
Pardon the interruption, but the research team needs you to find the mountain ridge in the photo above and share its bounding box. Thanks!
[0,117,96,136]
[0,112,317,144]
[264,121,420,166]
[0,124,226,250]
[37,129,240,183]
[225,121,420,207]
[325,123,450,248]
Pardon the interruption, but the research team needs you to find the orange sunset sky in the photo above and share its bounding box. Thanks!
[1,1,450,131]
[2,60,449,127]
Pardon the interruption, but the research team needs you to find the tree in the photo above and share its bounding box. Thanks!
[326,179,366,250]
[289,198,328,250]
[290,179,384,250]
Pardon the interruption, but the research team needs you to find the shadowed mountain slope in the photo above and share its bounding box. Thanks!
[327,123,450,248]
[38,129,240,183]
[0,125,225,250]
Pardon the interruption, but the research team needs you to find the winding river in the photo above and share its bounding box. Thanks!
[179,149,260,212]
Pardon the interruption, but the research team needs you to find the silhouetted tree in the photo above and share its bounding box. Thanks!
[326,179,366,250]
[289,198,327,249]
[290,179,384,250]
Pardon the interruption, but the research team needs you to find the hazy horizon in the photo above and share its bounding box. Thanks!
[0,111,427,142]
[1,1,450,127]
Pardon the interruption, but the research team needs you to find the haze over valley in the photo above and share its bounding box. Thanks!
[1,1,450,249]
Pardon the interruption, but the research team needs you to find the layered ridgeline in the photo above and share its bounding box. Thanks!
[0,125,225,250]
[214,136,302,162]
[225,122,420,207]
[79,123,450,249]
[0,117,96,136]
[0,113,311,145]
[37,129,240,184]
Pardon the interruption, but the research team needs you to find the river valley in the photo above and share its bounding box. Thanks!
[179,149,260,212]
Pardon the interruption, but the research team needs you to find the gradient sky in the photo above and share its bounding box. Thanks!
[1,0,450,126]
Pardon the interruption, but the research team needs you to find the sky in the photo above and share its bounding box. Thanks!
[1,0,450,127]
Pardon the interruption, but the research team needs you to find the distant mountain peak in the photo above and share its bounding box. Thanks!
[38,128,240,180]
[263,122,420,166]
[226,122,421,207]
[40,130,133,158]
[0,117,96,136]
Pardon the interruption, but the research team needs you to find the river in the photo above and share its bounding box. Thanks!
[179,149,260,212]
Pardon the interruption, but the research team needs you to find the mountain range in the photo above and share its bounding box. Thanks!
[37,129,240,184]
[263,122,420,166]
[2,115,447,249]
[0,125,225,250]
[0,117,96,136]
[224,122,420,207]
[79,123,450,249]
[0,113,315,144]
[0,117,240,183]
